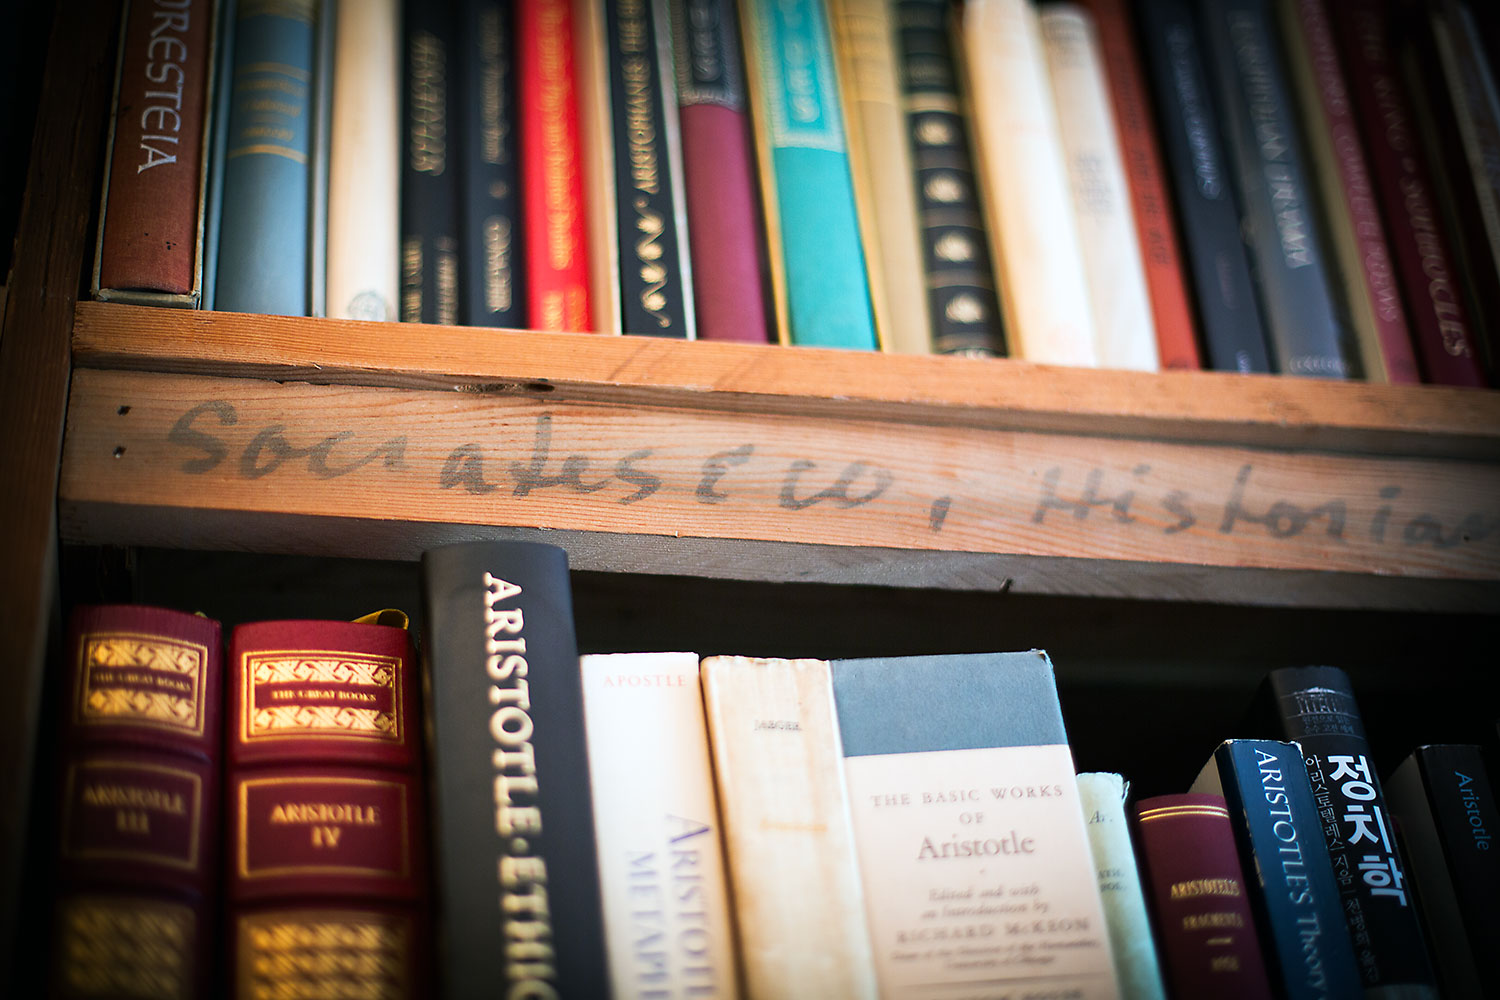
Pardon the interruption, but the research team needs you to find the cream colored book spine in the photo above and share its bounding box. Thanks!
[701,655,878,1000]
[580,652,740,999]
[960,0,1098,365]
[327,0,400,321]
[1040,5,1158,371]
[574,0,623,334]
[829,0,933,354]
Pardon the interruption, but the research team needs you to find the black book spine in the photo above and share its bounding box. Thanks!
[1197,0,1357,378]
[894,0,1006,357]
[403,0,462,325]
[457,0,525,328]
[605,0,695,338]
[420,541,607,999]
[1264,666,1438,993]
[1136,0,1272,374]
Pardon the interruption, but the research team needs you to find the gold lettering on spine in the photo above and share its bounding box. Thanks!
[617,0,673,329]
[485,217,514,312]
[538,2,578,271]
[479,9,506,164]
[408,31,448,175]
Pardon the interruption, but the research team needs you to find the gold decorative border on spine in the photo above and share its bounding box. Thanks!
[75,630,210,737]
[59,760,203,871]
[237,775,411,880]
[241,649,403,744]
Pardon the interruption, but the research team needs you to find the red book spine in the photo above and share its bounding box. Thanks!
[1292,0,1421,384]
[1330,0,1489,387]
[225,618,427,998]
[96,0,213,298]
[1080,0,1202,370]
[518,0,593,332]
[1134,794,1274,1000]
[52,604,224,999]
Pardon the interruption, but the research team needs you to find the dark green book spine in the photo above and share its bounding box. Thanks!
[402,0,462,325]
[1260,666,1437,994]
[420,541,607,999]
[893,0,1006,357]
[457,0,524,328]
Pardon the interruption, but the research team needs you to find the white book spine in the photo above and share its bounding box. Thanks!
[327,0,400,321]
[1077,772,1167,1000]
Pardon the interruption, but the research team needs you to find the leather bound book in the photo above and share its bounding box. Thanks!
[93,0,215,308]
[402,0,462,325]
[670,0,772,343]
[1133,794,1273,999]
[50,604,224,999]
[420,541,608,999]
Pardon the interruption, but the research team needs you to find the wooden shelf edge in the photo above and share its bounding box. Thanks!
[73,301,1500,459]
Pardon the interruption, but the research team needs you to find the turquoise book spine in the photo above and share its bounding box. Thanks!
[746,0,876,349]
[214,0,317,316]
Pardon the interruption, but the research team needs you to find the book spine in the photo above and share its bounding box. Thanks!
[201,0,235,312]
[830,651,1119,998]
[213,0,317,316]
[829,0,932,354]
[1263,666,1437,993]
[892,0,1006,357]
[1136,0,1272,374]
[1132,794,1274,1000]
[669,0,772,344]
[602,0,696,338]
[1192,739,1364,1000]
[1277,0,1420,384]
[1077,773,1168,1000]
[308,0,332,317]
[420,541,608,998]
[519,0,594,332]
[94,0,214,306]
[700,655,878,998]
[1040,4,1160,372]
[224,617,427,997]
[740,0,878,349]
[401,0,461,325]
[456,0,525,328]
[327,0,400,321]
[1386,745,1500,998]
[1197,0,1357,379]
[961,0,1099,366]
[1329,0,1489,386]
[580,652,740,999]
[1444,2,1500,356]
[51,604,224,999]
[1079,0,1202,370]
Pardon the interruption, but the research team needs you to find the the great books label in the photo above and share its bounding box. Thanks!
[843,745,1119,998]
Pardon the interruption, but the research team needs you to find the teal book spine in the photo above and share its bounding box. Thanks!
[214,0,317,316]
[829,651,1121,999]
[1078,772,1168,1000]
[745,0,876,349]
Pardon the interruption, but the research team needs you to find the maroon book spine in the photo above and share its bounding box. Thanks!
[96,0,213,300]
[225,618,427,999]
[52,604,224,1000]
[1330,0,1489,387]
[1134,793,1274,1000]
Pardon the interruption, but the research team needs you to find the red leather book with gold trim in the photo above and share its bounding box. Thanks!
[225,616,427,999]
[51,604,224,1000]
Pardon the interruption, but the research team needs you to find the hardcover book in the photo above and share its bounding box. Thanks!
[893,0,1007,357]
[961,0,1099,366]
[224,613,427,998]
[669,0,771,343]
[1197,0,1357,379]
[829,651,1120,999]
[50,604,224,999]
[1252,666,1437,995]
[700,655,878,999]
[402,0,462,325]
[580,652,739,999]
[1133,794,1273,999]
[420,541,608,999]
[740,0,879,349]
[1191,739,1363,1000]
[1386,745,1500,999]
[1136,0,1272,373]
[93,0,216,308]
[1077,773,1167,1000]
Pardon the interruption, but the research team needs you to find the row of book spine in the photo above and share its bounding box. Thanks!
[42,541,1500,998]
[91,0,1500,382]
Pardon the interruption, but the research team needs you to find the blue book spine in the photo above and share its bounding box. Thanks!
[214,0,317,316]
[745,0,876,349]
[1194,739,1363,1000]
[457,0,524,328]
